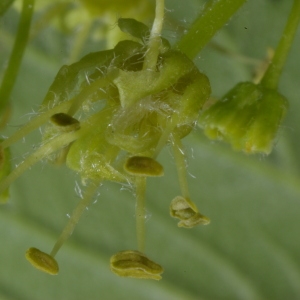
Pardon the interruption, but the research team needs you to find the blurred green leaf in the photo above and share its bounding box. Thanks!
[1,0,300,299]
[0,0,14,17]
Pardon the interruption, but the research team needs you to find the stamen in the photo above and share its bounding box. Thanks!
[124,156,164,252]
[25,182,99,275]
[171,132,197,211]
[171,132,210,225]
[1,99,72,150]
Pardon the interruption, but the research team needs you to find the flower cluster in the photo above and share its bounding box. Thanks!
[2,0,298,282]
[0,16,211,279]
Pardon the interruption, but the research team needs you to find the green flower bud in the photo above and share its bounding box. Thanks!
[66,108,125,182]
[198,82,288,154]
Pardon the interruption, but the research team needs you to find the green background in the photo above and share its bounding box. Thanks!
[1,0,300,299]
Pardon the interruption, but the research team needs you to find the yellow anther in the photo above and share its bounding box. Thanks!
[124,156,164,177]
[110,250,163,280]
[25,247,59,275]
[170,196,210,228]
[50,113,80,132]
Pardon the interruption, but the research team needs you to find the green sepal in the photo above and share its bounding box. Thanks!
[111,40,145,71]
[66,108,125,182]
[41,40,144,108]
[113,50,196,108]
[41,49,115,108]
[108,50,211,152]
[168,70,211,127]
[106,104,162,155]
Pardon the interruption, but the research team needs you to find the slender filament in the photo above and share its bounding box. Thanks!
[135,176,147,252]
[171,133,198,212]
[50,182,100,257]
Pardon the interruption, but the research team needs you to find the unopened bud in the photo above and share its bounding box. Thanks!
[198,82,288,154]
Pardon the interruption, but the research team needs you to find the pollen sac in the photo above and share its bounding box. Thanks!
[110,250,163,280]
[170,196,210,228]
[50,113,80,132]
[198,82,288,155]
[0,144,11,203]
[117,18,170,51]
[118,18,150,42]
[124,156,164,177]
[25,248,59,275]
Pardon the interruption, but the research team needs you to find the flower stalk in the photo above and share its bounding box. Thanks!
[175,0,247,59]
[0,0,35,126]
[261,0,300,90]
